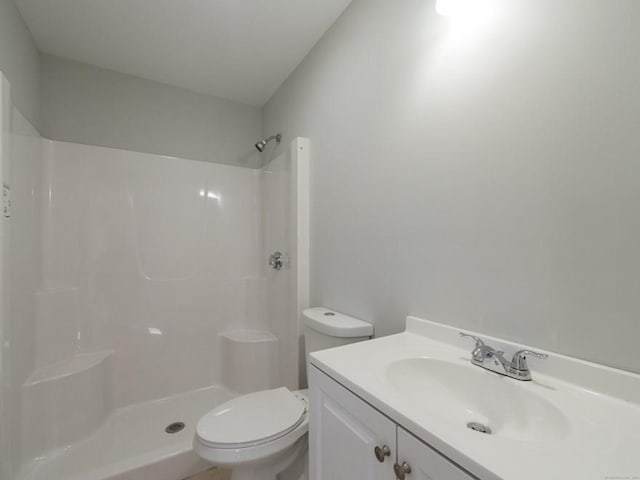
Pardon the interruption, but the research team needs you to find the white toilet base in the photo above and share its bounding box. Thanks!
[229,437,307,480]
[229,469,274,480]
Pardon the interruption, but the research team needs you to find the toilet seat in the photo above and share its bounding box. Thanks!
[193,388,309,468]
[195,387,307,449]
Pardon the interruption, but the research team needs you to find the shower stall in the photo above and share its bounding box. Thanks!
[0,74,310,480]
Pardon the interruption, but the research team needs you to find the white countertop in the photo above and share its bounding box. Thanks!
[310,316,640,480]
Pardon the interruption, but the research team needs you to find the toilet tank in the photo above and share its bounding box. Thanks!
[302,307,373,365]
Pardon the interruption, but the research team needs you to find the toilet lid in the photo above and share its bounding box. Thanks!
[196,387,306,448]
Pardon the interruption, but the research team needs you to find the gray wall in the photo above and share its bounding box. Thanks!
[264,0,640,373]
[41,55,263,167]
[0,0,39,128]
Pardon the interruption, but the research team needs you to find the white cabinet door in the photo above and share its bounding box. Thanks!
[309,365,396,480]
[396,427,476,480]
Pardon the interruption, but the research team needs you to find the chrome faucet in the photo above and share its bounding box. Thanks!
[459,332,548,381]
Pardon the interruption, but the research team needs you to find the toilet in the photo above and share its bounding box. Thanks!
[193,307,373,480]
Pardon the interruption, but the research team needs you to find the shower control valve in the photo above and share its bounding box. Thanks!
[269,251,287,271]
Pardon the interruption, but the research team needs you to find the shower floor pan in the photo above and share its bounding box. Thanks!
[17,384,236,480]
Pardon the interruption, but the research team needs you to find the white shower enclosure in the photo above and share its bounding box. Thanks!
[0,73,310,480]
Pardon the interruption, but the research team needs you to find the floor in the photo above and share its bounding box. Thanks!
[186,468,231,480]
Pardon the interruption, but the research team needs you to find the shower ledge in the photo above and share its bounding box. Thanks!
[25,350,114,386]
[22,350,116,459]
[219,329,277,342]
[220,330,279,393]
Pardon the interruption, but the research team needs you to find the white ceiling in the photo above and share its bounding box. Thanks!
[15,0,352,106]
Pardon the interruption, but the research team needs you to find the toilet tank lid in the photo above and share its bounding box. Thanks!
[303,307,373,338]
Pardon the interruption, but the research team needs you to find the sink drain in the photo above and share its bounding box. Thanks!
[165,422,185,434]
[467,422,492,434]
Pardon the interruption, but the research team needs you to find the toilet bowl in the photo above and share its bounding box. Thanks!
[193,307,373,480]
[194,388,309,480]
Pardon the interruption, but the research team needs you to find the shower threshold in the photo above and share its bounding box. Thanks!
[16,384,236,480]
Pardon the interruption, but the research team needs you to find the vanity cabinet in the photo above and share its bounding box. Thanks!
[309,365,476,480]
[396,427,475,480]
[309,364,396,480]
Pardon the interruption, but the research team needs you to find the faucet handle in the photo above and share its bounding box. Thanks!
[511,350,548,372]
[459,332,485,348]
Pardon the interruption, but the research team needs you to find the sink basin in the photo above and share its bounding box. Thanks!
[385,357,569,442]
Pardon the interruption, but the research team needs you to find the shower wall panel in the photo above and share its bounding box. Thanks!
[3,105,43,478]
[261,138,309,390]
[42,140,262,407]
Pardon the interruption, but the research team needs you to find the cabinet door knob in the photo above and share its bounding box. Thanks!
[394,461,412,480]
[374,444,391,462]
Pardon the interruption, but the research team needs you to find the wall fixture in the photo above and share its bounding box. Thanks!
[255,134,282,152]
[433,0,502,45]
[435,0,492,18]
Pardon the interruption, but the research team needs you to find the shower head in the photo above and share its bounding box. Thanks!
[255,134,281,152]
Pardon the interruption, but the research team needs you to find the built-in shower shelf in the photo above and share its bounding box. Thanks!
[220,330,279,393]
[25,350,114,386]
[219,329,277,343]
[22,350,116,456]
